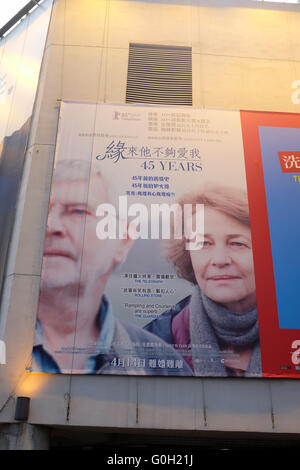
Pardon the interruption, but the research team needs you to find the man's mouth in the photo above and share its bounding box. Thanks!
[44,250,75,261]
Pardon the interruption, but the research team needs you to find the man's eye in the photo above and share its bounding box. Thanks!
[73,209,86,214]
[68,208,89,215]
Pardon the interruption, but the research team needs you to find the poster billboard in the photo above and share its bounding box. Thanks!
[31,101,300,378]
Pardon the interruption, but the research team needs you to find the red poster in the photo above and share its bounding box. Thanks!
[241,110,300,378]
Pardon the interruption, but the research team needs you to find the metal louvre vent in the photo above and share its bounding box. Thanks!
[126,43,192,106]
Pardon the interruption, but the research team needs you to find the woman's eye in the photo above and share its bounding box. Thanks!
[230,241,246,247]
[188,239,209,250]
[200,240,211,248]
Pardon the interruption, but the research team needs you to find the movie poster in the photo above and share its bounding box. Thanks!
[240,110,300,378]
[31,101,300,378]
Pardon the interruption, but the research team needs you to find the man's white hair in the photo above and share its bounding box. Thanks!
[53,159,119,210]
[54,159,92,182]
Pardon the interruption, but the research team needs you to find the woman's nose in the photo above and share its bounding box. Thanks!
[210,247,232,266]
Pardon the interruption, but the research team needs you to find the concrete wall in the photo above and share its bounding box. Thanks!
[1,0,300,435]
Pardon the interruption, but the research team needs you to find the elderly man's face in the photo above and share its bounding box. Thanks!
[42,176,129,290]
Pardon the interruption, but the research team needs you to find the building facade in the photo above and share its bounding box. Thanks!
[1,0,300,450]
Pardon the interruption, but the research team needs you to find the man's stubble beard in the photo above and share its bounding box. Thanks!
[40,267,111,297]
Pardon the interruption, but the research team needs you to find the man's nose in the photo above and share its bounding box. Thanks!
[46,207,66,237]
[210,246,232,266]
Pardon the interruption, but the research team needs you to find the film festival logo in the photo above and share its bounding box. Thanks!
[112,110,141,122]
[95,196,205,251]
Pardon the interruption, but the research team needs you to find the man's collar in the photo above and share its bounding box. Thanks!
[93,294,115,355]
[34,318,47,348]
[33,294,115,364]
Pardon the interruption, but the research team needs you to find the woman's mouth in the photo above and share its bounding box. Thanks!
[207,275,240,281]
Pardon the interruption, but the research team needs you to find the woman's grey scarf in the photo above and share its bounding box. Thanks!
[189,286,262,377]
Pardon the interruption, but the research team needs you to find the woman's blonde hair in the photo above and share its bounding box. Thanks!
[165,183,250,284]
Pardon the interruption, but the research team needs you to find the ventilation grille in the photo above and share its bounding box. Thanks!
[126,43,192,106]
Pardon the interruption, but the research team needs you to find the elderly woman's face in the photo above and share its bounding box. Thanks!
[188,207,256,312]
